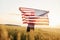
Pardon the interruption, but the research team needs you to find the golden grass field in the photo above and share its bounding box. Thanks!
[0,24,60,40]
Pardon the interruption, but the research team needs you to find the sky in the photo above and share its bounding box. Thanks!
[0,0,60,28]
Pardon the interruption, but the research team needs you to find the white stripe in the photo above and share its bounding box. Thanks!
[23,21,49,23]
[23,21,49,25]
[21,10,35,12]
[23,19,49,22]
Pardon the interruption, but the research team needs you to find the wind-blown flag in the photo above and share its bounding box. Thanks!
[19,7,49,25]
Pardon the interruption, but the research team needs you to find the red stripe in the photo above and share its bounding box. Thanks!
[22,12,35,16]
[19,7,35,13]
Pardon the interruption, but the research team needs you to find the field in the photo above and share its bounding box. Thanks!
[0,24,60,40]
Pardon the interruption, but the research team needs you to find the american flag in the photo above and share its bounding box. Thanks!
[19,7,49,25]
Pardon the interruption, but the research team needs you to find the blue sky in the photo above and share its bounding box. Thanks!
[0,0,60,28]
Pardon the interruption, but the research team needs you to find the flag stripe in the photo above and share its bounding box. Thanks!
[19,7,34,11]
[22,15,48,19]
[21,10,35,13]
[22,12,35,16]
[23,21,49,25]
[22,19,49,22]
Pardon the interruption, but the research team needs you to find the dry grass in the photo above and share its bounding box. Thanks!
[0,24,60,40]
